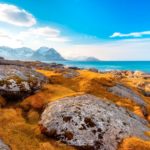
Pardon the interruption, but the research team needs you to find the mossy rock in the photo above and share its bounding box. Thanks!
[0,65,47,101]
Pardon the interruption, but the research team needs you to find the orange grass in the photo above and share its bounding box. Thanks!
[1,69,150,150]
[118,137,150,150]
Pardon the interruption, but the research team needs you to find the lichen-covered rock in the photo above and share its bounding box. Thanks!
[133,71,144,78]
[0,65,47,100]
[136,82,150,97]
[108,84,148,116]
[108,84,146,108]
[40,94,150,150]
[109,70,133,79]
[63,69,80,78]
[0,139,10,150]
[88,68,99,73]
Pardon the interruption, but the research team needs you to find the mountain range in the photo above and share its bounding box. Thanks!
[0,46,100,61]
[0,46,65,61]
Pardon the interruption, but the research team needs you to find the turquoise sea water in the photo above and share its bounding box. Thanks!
[47,61,150,73]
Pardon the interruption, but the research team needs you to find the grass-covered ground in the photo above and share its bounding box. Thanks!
[1,69,150,150]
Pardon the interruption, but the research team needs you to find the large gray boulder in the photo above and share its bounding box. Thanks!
[0,65,47,100]
[108,84,147,116]
[108,84,145,106]
[0,139,10,150]
[40,94,150,150]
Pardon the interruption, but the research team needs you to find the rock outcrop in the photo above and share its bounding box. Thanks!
[108,84,146,106]
[0,56,4,60]
[63,69,80,78]
[136,81,150,97]
[40,94,149,150]
[108,84,147,116]
[0,65,47,100]
[0,139,10,150]
[88,68,99,73]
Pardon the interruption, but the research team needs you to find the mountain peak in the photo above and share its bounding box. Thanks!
[32,47,65,61]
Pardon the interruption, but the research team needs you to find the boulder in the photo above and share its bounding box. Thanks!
[0,139,10,150]
[0,57,4,60]
[88,68,99,73]
[40,94,149,150]
[143,74,150,79]
[136,81,150,96]
[68,66,80,70]
[0,65,47,100]
[108,84,146,114]
[133,71,144,78]
[110,70,134,79]
[108,84,148,116]
[63,70,80,78]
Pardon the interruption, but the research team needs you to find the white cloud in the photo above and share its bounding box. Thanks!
[20,27,60,38]
[19,26,70,43]
[110,31,150,38]
[0,3,36,27]
[0,26,70,48]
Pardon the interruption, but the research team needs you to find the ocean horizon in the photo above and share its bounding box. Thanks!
[46,61,150,73]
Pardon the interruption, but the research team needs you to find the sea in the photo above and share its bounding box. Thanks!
[46,61,150,73]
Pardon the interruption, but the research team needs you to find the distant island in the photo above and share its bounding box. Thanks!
[68,56,100,61]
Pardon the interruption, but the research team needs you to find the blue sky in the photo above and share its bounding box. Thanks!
[0,0,150,60]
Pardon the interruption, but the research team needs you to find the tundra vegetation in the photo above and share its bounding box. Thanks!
[0,59,150,150]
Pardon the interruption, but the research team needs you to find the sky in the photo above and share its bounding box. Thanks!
[0,0,150,60]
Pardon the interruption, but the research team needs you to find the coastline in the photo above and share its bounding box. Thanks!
[0,58,150,150]
[44,60,150,73]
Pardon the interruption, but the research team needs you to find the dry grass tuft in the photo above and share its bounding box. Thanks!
[118,137,150,150]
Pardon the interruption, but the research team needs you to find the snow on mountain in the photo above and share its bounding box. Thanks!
[31,47,65,61]
[0,46,65,61]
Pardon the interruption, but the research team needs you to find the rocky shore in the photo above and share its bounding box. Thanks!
[0,58,150,150]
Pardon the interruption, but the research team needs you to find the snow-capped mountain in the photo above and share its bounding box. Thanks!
[31,47,65,61]
[15,47,34,58]
[0,46,65,61]
[0,46,14,59]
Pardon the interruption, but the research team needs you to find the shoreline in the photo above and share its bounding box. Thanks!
[1,58,150,74]
[0,58,150,150]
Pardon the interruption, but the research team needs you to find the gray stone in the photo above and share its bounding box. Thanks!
[0,139,10,150]
[0,65,47,100]
[108,84,146,107]
[63,70,80,78]
[88,68,99,73]
[0,57,4,60]
[40,94,149,150]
